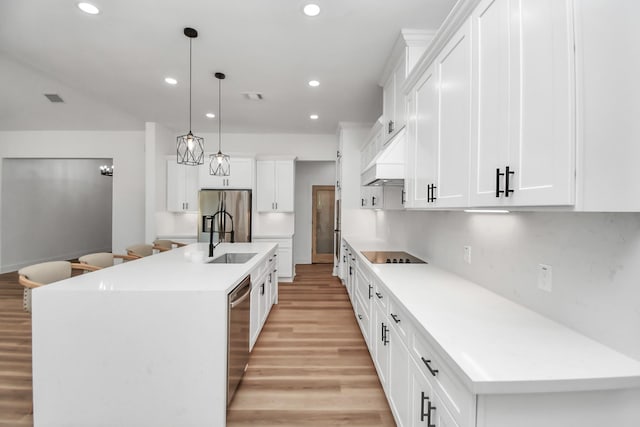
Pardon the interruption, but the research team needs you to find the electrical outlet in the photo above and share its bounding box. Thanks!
[464,246,471,264]
[538,264,552,292]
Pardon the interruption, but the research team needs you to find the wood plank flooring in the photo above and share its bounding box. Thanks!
[0,264,393,426]
[227,264,395,426]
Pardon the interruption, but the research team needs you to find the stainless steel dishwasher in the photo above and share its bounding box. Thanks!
[227,276,251,405]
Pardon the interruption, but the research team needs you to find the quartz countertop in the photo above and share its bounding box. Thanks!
[36,242,277,294]
[344,237,640,394]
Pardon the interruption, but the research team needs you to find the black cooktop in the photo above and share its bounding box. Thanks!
[361,251,427,264]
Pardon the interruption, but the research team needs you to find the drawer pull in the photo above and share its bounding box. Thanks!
[390,313,400,323]
[421,356,439,377]
[420,392,428,422]
[375,292,383,299]
[368,284,373,299]
[358,314,363,320]
[381,322,389,345]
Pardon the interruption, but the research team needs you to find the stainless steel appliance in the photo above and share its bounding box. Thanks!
[361,251,427,264]
[227,276,251,405]
[198,190,251,243]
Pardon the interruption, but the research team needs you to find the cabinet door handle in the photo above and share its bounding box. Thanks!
[368,284,373,299]
[388,120,394,134]
[260,283,265,295]
[358,314,363,320]
[505,166,514,197]
[383,323,389,346]
[349,266,352,276]
[427,400,436,427]
[361,198,365,207]
[496,168,505,197]
[421,356,439,376]
[390,313,400,323]
[401,189,405,205]
[420,392,428,422]
[430,185,437,202]
[275,202,278,210]
[371,196,376,206]
[376,292,383,299]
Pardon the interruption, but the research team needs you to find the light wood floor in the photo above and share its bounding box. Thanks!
[0,264,394,426]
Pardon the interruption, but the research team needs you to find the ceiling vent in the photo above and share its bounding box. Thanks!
[44,94,64,103]
[241,92,263,101]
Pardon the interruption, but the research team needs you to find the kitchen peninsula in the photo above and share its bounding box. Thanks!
[31,242,277,427]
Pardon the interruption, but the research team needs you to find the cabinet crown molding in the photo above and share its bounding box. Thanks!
[379,29,436,86]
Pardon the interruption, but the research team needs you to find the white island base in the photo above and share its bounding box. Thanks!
[32,242,277,427]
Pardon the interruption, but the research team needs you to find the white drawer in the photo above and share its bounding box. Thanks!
[388,296,411,344]
[354,294,371,349]
[373,276,388,311]
[412,330,475,427]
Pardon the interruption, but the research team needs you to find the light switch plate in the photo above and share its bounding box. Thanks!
[538,264,552,292]
[464,246,471,264]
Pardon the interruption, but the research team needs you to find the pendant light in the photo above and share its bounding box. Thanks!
[176,27,204,166]
[209,72,230,176]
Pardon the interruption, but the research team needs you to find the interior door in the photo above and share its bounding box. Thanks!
[312,185,335,263]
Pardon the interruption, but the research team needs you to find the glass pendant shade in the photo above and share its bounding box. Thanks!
[209,72,230,176]
[209,151,230,176]
[177,27,204,166]
[177,131,204,165]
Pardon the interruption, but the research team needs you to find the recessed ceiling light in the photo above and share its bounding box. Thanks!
[310,114,319,120]
[77,2,100,15]
[164,77,177,85]
[303,4,320,17]
[308,80,320,87]
[206,113,215,118]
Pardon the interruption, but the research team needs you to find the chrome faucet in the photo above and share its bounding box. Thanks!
[207,210,235,257]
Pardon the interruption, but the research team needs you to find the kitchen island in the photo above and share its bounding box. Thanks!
[31,242,277,427]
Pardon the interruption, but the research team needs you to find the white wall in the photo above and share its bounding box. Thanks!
[294,161,336,264]
[376,210,640,361]
[1,158,112,271]
[0,130,145,270]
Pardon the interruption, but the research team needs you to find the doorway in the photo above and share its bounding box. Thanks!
[312,185,335,263]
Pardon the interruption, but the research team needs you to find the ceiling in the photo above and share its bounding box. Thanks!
[0,0,456,134]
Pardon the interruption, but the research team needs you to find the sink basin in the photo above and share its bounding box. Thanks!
[208,252,257,264]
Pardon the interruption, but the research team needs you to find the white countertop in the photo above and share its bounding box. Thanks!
[36,242,277,294]
[344,237,640,394]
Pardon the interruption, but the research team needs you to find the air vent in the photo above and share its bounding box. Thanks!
[241,92,263,101]
[44,94,64,103]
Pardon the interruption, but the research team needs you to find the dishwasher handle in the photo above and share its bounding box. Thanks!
[230,287,251,308]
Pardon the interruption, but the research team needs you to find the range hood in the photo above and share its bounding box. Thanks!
[361,128,406,186]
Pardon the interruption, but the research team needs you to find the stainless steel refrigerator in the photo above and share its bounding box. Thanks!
[198,190,252,243]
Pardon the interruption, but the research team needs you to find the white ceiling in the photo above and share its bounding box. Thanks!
[0,0,456,134]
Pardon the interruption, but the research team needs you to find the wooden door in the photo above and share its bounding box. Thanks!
[312,185,335,263]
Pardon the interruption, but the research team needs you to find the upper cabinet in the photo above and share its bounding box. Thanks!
[166,159,198,213]
[380,30,435,145]
[198,157,254,189]
[469,0,575,207]
[256,159,295,213]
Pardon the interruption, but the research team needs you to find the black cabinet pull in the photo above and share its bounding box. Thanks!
[349,266,352,276]
[426,184,430,202]
[401,189,405,205]
[496,168,505,197]
[343,255,346,262]
[390,313,400,323]
[427,400,436,427]
[381,323,385,343]
[368,284,373,299]
[420,392,428,422]
[421,356,439,376]
[382,323,389,345]
[371,196,376,206]
[375,292,383,299]
[358,314,363,320]
[388,120,394,134]
[361,198,365,207]
[260,283,265,296]
[428,184,437,202]
[505,166,514,197]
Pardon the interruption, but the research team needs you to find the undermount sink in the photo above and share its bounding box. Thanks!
[208,252,257,264]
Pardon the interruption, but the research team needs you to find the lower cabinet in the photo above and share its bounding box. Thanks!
[252,237,294,281]
[249,249,277,351]
[388,324,411,427]
[373,301,389,390]
[410,359,459,427]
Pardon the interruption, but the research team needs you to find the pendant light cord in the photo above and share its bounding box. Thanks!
[218,76,222,152]
[189,38,192,133]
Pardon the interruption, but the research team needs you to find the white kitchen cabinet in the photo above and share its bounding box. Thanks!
[256,160,295,212]
[404,21,471,210]
[252,237,294,281]
[198,156,254,189]
[166,159,199,212]
[249,248,277,351]
[383,53,408,142]
[410,358,459,427]
[405,64,438,209]
[388,323,411,427]
[359,186,383,209]
[469,0,575,207]
[373,300,389,390]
